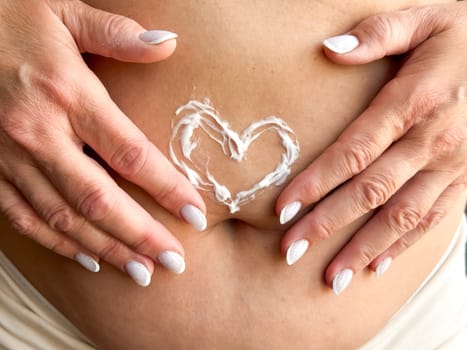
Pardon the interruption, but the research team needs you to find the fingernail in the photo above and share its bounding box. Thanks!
[280,201,302,224]
[125,261,151,287]
[332,269,353,296]
[158,251,186,274]
[75,253,100,273]
[286,239,309,266]
[181,204,207,231]
[375,257,392,279]
[139,30,178,45]
[323,34,359,54]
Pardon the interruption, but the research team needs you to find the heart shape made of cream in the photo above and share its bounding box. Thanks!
[170,99,300,213]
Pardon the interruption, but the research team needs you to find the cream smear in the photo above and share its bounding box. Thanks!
[170,99,300,213]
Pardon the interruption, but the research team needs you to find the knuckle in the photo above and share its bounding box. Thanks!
[97,238,124,261]
[110,139,149,177]
[386,203,423,234]
[393,235,414,252]
[356,246,378,267]
[102,14,138,51]
[417,209,445,233]
[154,177,181,205]
[299,175,321,202]
[76,184,115,222]
[47,238,70,256]
[406,87,445,125]
[9,214,38,238]
[377,76,444,130]
[357,174,394,210]
[339,137,375,175]
[367,14,393,40]
[44,204,74,232]
[129,231,154,253]
[310,219,334,241]
[416,6,451,31]
[359,14,394,53]
[371,79,434,136]
[0,114,30,144]
[26,67,78,114]
[431,128,464,159]
[0,111,43,152]
[378,80,416,129]
[0,72,79,151]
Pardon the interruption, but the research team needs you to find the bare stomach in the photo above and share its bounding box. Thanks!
[0,0,464,349]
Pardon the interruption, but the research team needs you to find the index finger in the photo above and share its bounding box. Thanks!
[276,77,419,220]
[70,74,207,231]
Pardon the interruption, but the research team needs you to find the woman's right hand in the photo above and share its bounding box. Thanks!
[0,0,207,287]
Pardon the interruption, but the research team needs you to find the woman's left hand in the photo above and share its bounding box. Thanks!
[276,2,467,295]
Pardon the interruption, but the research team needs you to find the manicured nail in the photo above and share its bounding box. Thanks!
[332,269,353,296]
[75,253,100,273]
[125,261,151,287]
[323,34,359,54]
[158,251,186,274]
[375,257,392,279]
[286,239,309,266]
[139,30,178,45]
[280,201,302,224]
[181,204,207,231]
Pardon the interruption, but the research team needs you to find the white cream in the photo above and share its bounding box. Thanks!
[170,99,300,213]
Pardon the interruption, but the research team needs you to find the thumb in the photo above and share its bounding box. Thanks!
[321,5,451,65]
[57,1,177,63]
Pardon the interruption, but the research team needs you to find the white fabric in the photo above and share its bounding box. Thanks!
[0,251,96,350]
[359,216,467,350]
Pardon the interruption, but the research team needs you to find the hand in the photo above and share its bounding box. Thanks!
[276,2,467,295]
[0,0,207,287]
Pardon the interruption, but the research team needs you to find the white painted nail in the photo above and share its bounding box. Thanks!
[139,30,178,45]
[323,34,359,54]
[332,269,353,296]
[375,257,393,279]
[286,239,309,266]
[280,201,302,224]
[125,261,151,287]
[158,251,186,274]
[75,253,100,273]
[181,204,207,231]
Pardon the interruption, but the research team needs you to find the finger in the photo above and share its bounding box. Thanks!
[27,131,188,275]
[370,170,467,271]
[325,169,458,295]
[322,5,452,63]
[6,162,156,284]
[69,80,207,231]
[55,0,177,63]
[0,179,100,273]
[276,72,423,222]
[281,135,429,258]
[279,3,465,220]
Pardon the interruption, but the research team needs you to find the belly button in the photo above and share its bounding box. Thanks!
[224,218,240,233]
